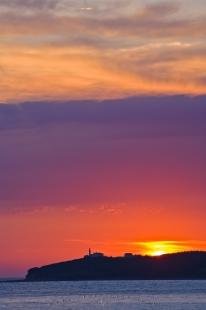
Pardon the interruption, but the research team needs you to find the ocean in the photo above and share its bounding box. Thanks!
[0,280,206,309]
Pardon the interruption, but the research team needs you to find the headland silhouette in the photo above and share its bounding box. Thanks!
[26,250,206,281]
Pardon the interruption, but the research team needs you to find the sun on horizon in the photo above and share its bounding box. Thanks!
[134,241,190,257]
[151,250,166,257]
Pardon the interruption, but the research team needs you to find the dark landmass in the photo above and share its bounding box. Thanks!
[26,251,206,281]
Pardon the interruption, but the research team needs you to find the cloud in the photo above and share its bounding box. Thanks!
[0,1,160,17]
[106,43,206,88]
[0,0,59,12]
[1,42,206,103]
[141,2,179,18]
[0,1,206,101]
[0,96,206,132]
[0,96,205,212]
[0,1,205,39]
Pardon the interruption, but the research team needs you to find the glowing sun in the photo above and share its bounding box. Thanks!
[152,250,166,256]
[135,241,186,257]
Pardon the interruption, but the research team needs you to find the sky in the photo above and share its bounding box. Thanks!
[0,0,206,277]
[0,0,206,102]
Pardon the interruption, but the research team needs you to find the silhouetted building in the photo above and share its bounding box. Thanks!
[124,253,134,258]
[84,249,104,259]
[90,252,104,258]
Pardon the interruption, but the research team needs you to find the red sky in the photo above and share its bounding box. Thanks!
[0,97,206,277]
[0,0,206,277]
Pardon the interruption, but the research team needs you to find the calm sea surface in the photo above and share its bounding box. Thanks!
[0,280,206,309]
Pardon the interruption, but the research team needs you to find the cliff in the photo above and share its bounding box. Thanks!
[26,251,206,281]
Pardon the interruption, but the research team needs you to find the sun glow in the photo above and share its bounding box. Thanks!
[135,241,188,257]
[152,250,166,256]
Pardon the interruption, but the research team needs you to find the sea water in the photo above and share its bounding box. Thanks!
[0,280,206,309]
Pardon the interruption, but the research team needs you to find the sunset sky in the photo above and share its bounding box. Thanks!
[0,0,206,277]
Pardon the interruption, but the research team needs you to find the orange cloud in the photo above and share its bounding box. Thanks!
[0,43,206,102]
[0,1,206,101]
